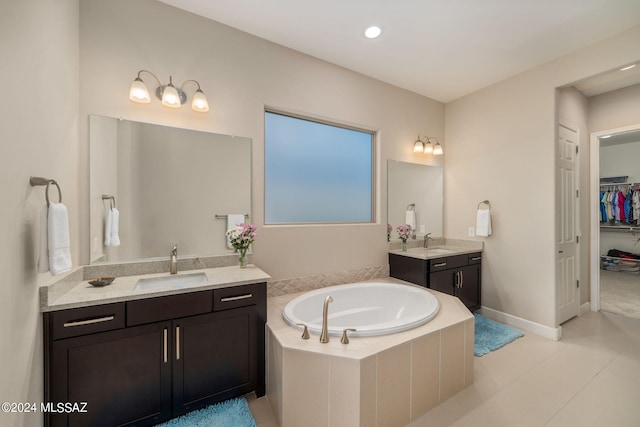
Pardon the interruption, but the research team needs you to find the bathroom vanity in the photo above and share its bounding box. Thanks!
[40,263,269,427]
[389,242,482,311]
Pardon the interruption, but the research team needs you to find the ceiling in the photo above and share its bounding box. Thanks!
[159,0,640,103]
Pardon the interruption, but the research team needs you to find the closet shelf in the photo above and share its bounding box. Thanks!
[600,225,640,232]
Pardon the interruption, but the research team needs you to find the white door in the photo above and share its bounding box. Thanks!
[557,124,580,324]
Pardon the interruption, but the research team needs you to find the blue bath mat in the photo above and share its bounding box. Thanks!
[155,396,257,427]
[474,313,524,357]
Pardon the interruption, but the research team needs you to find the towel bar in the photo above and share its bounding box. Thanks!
[215,214,250,220]
[102,194,116,209]
[30,176,62,205]
[477,200,491,209]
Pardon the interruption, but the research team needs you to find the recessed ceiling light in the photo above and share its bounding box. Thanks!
[620,64,636,71]
[364,25,382,39]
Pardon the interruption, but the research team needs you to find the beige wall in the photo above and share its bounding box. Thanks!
[79,0,445,280]
[0,0,79,426]
[589,83,640,133]
[445,26,640,328]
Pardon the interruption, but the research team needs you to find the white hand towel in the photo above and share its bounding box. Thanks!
[109,208,121,247]
[476,209,492,237]
[104,208,112,246]
[48,202,72,275]
[226,214,245,249]
[38,205,49,273]
[405,210,416,230]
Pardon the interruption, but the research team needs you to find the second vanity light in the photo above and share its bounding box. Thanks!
[413,135,443,155]
[129,69,210,112]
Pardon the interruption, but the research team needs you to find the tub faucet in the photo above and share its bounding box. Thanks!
[320,296,333,343]
[170,245,178,274]
[423,233,433,248]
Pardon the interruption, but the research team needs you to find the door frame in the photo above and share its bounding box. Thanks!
[589,123,640,312]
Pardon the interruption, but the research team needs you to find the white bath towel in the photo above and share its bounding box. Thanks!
[226,214,245,249]
[104,208,112,246]
[38,205,49,273]
[48,202,72,275]
[476,208,492,237]
[110,208,120,246]
[104,208,120,247]
[405,210,416,230]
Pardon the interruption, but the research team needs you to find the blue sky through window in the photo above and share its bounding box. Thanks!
[265,111,373,223]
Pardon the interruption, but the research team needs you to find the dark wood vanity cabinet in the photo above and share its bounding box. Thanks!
[390,252,481,311]
[429,254,481,311]
[44,282,266,427]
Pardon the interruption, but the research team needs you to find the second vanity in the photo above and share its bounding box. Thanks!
[40,259,269,427]
[389,239,482,311]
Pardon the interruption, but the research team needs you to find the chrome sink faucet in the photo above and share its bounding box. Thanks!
[320,296,333,343]
[170,245,178,274]
[424,233,433,248]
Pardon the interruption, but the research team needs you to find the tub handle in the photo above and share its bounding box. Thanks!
[341,328,357,344]
[296,323,310,340]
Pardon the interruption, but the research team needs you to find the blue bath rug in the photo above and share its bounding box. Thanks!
[155,396,257,427]
[474,313,524,357]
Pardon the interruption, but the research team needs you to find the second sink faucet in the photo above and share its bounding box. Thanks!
[423,233,433,248]
[320,295,333,343]
[170,245,178,274]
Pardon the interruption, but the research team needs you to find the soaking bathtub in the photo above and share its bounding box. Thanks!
[282,281,440,337]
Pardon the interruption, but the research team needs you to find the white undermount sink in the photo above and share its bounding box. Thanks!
[425,247,455,254]
[133,272,208,292]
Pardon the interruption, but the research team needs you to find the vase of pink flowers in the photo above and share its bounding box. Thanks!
[396,224,412,251]
[226,223,257,268]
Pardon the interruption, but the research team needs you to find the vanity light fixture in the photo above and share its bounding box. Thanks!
[129,70,210,112]
[413,135,442,155]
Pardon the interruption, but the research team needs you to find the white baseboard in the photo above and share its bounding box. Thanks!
[478,306,562,341]
[579,302,591,316]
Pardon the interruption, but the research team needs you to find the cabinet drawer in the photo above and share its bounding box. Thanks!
[50,303,125,340]
[127,291,212,326]
[214,284,259,312]
[468,253,482,265]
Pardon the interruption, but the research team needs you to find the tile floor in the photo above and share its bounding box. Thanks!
[247,310,640,426]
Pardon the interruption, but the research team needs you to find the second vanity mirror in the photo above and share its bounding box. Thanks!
[387,160,443,240]
[89,115,251,264]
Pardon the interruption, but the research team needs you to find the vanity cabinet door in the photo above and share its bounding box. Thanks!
[172,306,257,416]
[457,264,481,311]
[48,321,172,427]
[429,269,456,296]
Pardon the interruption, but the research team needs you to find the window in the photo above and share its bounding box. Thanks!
[265,110,374,224]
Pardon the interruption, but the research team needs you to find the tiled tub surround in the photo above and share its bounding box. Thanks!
[267,279,474,427]
[39,254,270,311]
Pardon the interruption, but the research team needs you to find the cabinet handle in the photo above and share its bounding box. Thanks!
[433,262,447,267]
[470,257,482,261]
[176,326,180,360]
[455,271,461,288]
[163,328,168,363]
[220,293,253,302]
[460,270,464,288]
[63,315,114,328]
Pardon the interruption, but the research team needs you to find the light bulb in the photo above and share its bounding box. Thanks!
[191,89,209,112]
[424,139,433,154]
[433,142,443,155]
[364,25,382,39]
[129,77,150,103]
[413,139,424,153]
[162,84,181,108]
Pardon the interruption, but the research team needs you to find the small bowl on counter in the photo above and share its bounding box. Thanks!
[88,277,115,287]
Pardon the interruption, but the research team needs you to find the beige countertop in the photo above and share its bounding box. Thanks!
[40,264,271,312]
[388,238,483,260]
